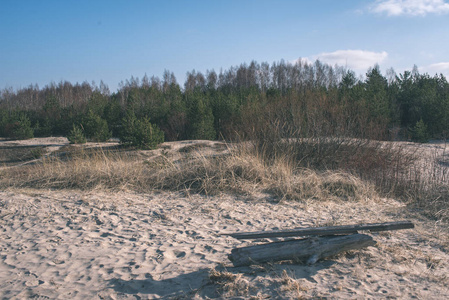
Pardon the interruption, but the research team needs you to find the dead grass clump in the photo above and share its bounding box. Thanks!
[209,269,249,297]
[155,149,269,195]
[265,169,375,202]
[385,143,449,221]
[1,147,153,191]
[321,172,373,201]
[253,135,417,194]
[278,270,308,299]
[412,186,449,222]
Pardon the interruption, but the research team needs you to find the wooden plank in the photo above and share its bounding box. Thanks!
[225,221,414,240]
[228,234,376,267]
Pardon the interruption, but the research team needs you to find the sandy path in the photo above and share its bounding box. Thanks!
[1,189,448,299]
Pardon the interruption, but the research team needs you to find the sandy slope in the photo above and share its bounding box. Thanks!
[1,188,448,299]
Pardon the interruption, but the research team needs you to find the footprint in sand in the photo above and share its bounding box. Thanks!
[24,272,44,287]
[25,279,44,287]
[155,249,164,263]
[204,245,217,254]
[173,250,186,258]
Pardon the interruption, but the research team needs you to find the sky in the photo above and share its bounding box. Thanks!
[1,0,449,92]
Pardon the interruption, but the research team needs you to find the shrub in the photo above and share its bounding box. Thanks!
[186,93,216,140]
[83,110,111,142]
[30,147,45,159]
[119,111,164,149]
[411,119,429,143]
[4,114,34,140]
[33,118,52,137]
[67,124,87,144]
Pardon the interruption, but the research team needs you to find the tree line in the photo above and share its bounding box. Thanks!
[1,60,448,147]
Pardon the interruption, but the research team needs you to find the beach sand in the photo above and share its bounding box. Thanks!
[1,138,449,299]
[1,188,448,299]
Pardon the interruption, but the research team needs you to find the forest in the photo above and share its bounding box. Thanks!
[1,59,448,147]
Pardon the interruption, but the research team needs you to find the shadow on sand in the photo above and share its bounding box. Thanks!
[108,260,335,298]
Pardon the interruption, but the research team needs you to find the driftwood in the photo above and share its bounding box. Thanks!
[227,221,414,266]
[229,234,376,267]
[226,221,414,240]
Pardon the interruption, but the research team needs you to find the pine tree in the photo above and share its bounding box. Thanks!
[411,119,429,143]
[67,124,87,144]
[186,91,216,140]
[83,110,111,142]
[4,113,34,140]
[119,110,164,149]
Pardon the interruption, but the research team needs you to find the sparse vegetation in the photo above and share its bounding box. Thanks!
[0,60,448,223]
[1,136,447,221]
[0,145,45,165]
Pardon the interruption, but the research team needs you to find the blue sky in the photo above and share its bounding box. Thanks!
[1,0,449,92]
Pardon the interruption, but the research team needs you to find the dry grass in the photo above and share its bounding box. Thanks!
[0,145,45,165]
[1,136,448,221]
[278,270,309,299]
[0,143,378,204]
[248,121,449,221]
[1,147,151,191]
[209,268,250,297]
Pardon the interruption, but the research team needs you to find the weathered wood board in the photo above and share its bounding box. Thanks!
[226,221,414,240]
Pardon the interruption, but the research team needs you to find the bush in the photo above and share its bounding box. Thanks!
[33,118,52,137]
[83,110,111,142]
[4,114,34,140]
[119,112,164,149]
[411,119,429,143]
[186,92,216,140]
[67,124,87,144]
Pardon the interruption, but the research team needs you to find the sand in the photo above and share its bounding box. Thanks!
[1,188,448,299]
[1,138,449,299]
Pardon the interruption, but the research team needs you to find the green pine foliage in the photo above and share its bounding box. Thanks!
[186,91,216,140]
[119,111,164,149]
[1,61,449,143]
[67,124,87,144]
[411,119,429,143]
[33,118,52,137]
[0,109,9,137]
[83,110,111,142]
[364,65,391,126]
[3,113,34,140]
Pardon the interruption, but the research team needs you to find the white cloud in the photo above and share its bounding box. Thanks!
[422,62,449,76]
[372,0,449,16]
[310,50,388,71]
